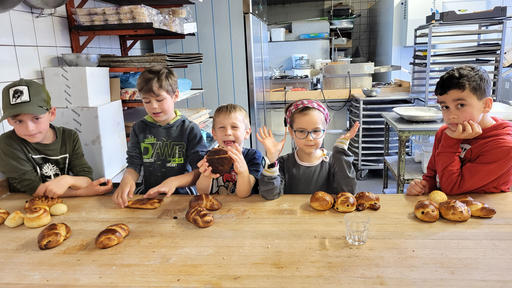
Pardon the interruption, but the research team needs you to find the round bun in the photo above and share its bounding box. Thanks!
[186,206,214,228]
[38,223,71,250]
[0,208,10,225]
[428,190,448,205]
[206,148,233,175]
[355,191,381,211]
[24,196,62,212]
[50,203,68,216]
[310,191,334,211]
[414,200,439,222]
[334,192,356,213]
[24,206,52,228]
[4,211,24,228]
[439,199,471,222]
[189,194,222,211]
[457,195,497,218]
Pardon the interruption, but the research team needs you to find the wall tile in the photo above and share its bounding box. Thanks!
[13,2,32,13]
[54,6,67,17]
[100,47,112,54]
[112,48,122,56]
[88,47,102,54]
[34,15,56,46]
[53,17,71,47]
[99,35,111,47]
[110,35,120,49]
[16,46,42,79]
[38,47,60,69]
[0,46,20,82]
[0,13,14,45]
[11,10,37,45]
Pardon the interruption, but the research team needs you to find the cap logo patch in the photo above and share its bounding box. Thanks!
[9,86,30,104]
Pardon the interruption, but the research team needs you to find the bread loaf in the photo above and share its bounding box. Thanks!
[49,203,68,216]
[310,191,334,211]
[457,195,497,218]
[414,200,439,222]
[355,191,381,211]
[206,148,233,175]
[95,223,130,249]
[4,210,24,228]
[334,192,356,213]
[38,223,71,250]
[24,206,52,228]
[186,206,214,228]
[127,198,163,209]
[24,196,62,211]
[439,199,471,222]
[428,190,448,205]
[189,194,222,211]
[0,208,9,225]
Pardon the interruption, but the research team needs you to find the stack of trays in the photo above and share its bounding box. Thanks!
[98,53,203,68]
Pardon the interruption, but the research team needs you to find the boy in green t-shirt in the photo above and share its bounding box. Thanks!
[0,79,113,197]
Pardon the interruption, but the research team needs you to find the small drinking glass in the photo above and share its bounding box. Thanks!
[344,213,370,245]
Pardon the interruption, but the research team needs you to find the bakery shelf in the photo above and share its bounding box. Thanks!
[122,89,204,108]
[109,66,187,73]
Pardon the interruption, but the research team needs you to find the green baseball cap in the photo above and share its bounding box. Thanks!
[1,79,52,122]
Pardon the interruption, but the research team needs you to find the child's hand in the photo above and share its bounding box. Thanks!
[84,178,113,196]
[197,156,221,179]
[41,175,73,198]
[145,178,177,198]
[113,177,136,208]
[338,121,360,141]
[445,120,482,139]
[227,143,249,176]
[256,126,285,162]
[406,179,429,196]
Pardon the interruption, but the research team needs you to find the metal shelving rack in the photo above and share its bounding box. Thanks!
[348,93,416,180]
[411,19,508,106]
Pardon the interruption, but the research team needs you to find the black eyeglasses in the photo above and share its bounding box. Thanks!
[293,129,325,139]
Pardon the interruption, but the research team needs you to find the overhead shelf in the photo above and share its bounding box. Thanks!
[122,89,204,108]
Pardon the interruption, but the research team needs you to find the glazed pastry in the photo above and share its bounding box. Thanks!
[96,223,130,249]
[414,200,439,222]
[310,191,334,211]
[186,206,214,228]
[38,223,71,250]
[127,198,163,209]
[428,190,448,205]
[0,208,9,225]
[4,211,24,228]
[333,192,356,213]
[355,191,381,211]
[206,148,233,175]
[24,206,52,228]
[189,194,222,211]
[24,196,62,211]
[439,199,471,222]
[457,196,496,218]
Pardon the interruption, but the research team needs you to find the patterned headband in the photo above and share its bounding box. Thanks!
[285,100,330,127]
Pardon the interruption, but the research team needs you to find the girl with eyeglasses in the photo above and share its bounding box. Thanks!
[257,99,359,200]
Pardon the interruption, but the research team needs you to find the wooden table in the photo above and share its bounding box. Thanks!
[1,193,512,287]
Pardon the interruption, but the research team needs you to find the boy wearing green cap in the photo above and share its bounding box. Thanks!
[0,79,113,197]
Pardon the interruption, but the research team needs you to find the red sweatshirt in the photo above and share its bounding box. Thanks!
[423,117,512,195]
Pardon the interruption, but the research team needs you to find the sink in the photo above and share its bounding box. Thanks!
[489,102,512,120]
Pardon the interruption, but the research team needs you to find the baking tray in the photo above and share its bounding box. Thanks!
[393,107,443,122]
[426,6,507,23]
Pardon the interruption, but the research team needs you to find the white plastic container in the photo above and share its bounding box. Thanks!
[422,146,433,174]
[271,28,285,41]
[412,136,434,163]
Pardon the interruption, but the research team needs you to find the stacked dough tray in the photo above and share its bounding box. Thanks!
[348,93,416,180]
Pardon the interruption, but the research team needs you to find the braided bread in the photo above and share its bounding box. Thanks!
[439,199,471,222]
[186,206,214,228]
[355,191,381,211]
[334,192,356,213]
[4,211,24,228]
[0,208,9,225]
[310,191,334,211]
[24,206,51,228]
[189,194,222,211]
[24,196,62,211]
[457,196,497,218]
[95,223,130,249]
[38,223,71,250]
[206,148,233,175]
[127,198,163,209]
[414,200,439,222]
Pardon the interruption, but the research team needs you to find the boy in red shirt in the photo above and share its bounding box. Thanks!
[407,65,512,196]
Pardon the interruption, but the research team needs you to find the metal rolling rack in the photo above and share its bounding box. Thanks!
[348,92,417,180]
[411,18,508,106]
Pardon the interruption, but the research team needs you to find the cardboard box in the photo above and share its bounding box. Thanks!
[52,100,127,180]
[110,78,121,102]
[44,67,111,107]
